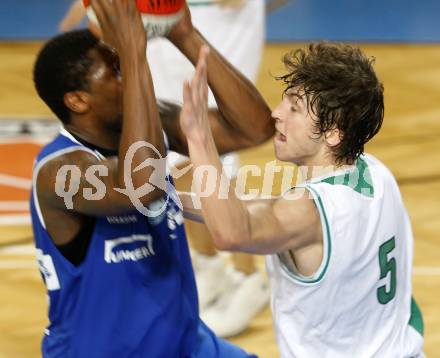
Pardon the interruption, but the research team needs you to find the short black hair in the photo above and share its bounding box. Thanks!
[33,29,99,124]
[278,42,384,164]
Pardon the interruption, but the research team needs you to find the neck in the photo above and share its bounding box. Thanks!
[297,155,354,182]
[64,123,120,151]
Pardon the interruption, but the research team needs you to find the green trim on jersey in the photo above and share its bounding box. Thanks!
[278,185,332,284]
[319,157,374,198]
[409,297,424,336]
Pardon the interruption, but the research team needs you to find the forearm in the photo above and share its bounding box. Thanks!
[178,191,204,223]
[59,0,86,31]
[171,30,273,143]
[118,50,166,189]
[187,133,251,250]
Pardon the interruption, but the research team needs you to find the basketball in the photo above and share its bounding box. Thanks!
[82,0,185,38]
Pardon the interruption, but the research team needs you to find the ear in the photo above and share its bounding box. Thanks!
[325,128,343,147]
[64,91,90,115]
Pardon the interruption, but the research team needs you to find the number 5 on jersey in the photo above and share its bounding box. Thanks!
[377,237,396,304]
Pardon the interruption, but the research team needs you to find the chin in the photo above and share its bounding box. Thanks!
[274,147,289,163]
[274,139,302,164]
[274,148,301,165]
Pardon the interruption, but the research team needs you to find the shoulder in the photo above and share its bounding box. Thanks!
[36,147,102,178]
[35,128,103,166]
[34,148,104,203]
[274,189,322,244]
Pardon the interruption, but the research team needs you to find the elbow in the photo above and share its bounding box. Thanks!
[249,119,275,146]
[213,235,234,251]
[133,166,168,206]
[139,187,167,206]
[211,229,249,252]
[260,121,276,143]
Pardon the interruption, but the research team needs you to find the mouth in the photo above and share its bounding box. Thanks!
[275,129,287,142]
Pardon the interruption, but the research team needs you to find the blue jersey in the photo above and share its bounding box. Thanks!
[30,128,256,358]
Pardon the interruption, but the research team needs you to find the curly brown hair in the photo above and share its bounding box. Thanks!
[277,42,384,164]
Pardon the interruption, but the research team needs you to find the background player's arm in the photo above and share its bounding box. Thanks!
[158,100,262,156]
[59,0,86,32]
[37,0,166,217]
[163,7,274,155]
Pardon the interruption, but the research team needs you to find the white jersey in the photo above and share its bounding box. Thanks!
[266,154,424,358]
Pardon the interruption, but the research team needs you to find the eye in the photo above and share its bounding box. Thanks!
[290,106,296,112]
[112,63,121,77]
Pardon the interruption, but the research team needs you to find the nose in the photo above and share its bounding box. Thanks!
[271,102,283,123]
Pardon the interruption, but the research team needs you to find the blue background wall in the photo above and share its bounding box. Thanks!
[267,0,440,42]
[0,0,439,42]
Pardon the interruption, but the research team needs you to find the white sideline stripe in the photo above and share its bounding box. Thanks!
[0,252,439,276]
[0,115,56,120]
[0,244,34,254]
[0,136,51,144]
[0,201,29,211]
[0,260,37,269]
[0,215,31,225]
[413,266,440,276]
[0,173,32,189]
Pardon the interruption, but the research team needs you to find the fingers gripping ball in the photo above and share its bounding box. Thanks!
[83,0,184,38]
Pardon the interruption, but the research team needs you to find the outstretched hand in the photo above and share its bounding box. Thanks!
[180,45,211,142]
[90,0,146,54]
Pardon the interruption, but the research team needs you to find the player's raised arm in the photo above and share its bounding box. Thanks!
[59,0,86,32]
[92,0,166,187]
[179,47,321,254]
[35,0,166,218]
[164,4,274,155]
